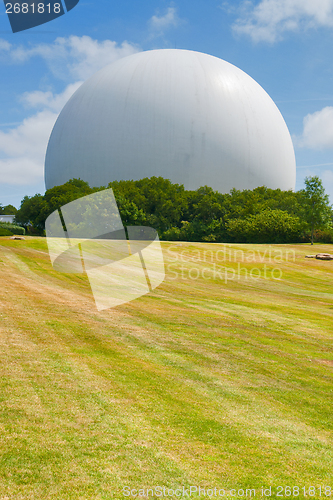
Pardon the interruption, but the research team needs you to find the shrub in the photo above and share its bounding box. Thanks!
[0,223,25,235]
[314,229,333,244]
[0,227,13,236]
[226,209,305,243]
[162,226,182,241]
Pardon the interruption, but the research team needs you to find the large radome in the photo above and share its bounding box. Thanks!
[45,49,296,192]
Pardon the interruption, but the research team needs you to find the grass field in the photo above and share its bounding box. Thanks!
[0,237,333,499]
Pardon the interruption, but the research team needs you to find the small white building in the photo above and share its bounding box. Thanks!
[0,215,15,224]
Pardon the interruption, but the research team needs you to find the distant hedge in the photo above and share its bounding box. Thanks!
[0,227,14,236]
[301,229,333,244]
[0,223,25,235]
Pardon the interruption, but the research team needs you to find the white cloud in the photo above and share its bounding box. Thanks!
[321,169,333,201]
[0,40,11,51]
[20,81,83,111]
[0,36,141,186]
[0,35,140,80]
[232,0,333,43]
[296,107,333,149]
[149,7,180,32]
[0,84,80,185]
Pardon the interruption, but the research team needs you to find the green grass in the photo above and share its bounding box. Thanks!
[0,237,333,498]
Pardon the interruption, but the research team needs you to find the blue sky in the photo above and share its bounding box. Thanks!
[1,0,333,208]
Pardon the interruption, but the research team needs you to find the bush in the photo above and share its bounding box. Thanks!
[226,209,305,243]
[0,227,13,236]
[162,226,182,241]
[316,230,333,243]
[0,223,25,235]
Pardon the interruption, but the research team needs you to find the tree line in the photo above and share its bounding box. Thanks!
[10,176,333,244]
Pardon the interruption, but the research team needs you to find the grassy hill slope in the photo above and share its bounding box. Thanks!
[0,237,333,498]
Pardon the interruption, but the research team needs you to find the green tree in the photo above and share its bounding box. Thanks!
[115,195,146,227]
[14,175,332,244]
[15,194,46,232]
[109,177,187,234]
[300,176,332,245]
[15,179,94,233]
[0,204,17,215]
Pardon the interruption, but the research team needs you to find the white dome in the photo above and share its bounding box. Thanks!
[45,49,296,192]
